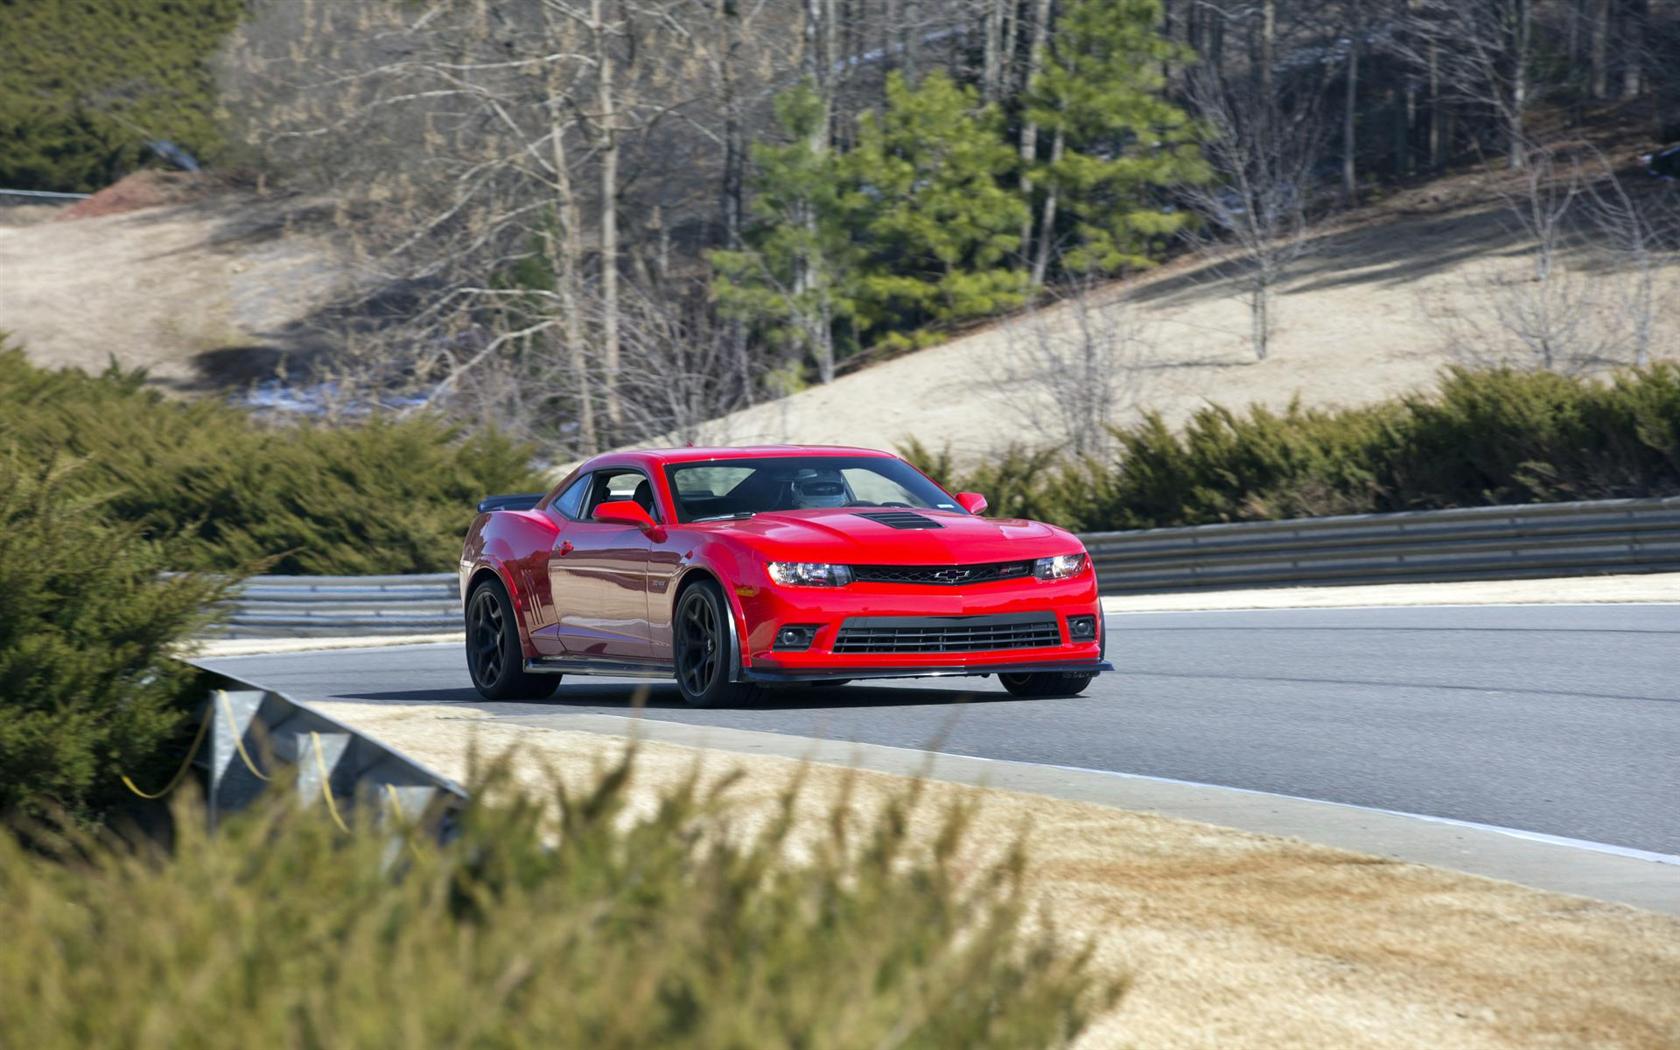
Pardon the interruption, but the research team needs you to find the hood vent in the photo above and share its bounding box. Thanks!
[854,510,944,530]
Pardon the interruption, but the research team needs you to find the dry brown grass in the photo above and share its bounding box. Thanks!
[319,700,1680,1050]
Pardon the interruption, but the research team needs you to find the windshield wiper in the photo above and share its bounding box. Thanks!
[692,511,757,522]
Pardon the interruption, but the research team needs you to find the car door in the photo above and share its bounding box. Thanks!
[547,469,654,661]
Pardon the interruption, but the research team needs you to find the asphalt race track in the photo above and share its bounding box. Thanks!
[199,603,1680,856]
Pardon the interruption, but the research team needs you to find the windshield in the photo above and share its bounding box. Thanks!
[663,456,961,523]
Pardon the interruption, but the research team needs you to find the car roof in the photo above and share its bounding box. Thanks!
[588,445,899,469]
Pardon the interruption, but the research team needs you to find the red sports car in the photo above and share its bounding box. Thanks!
[459,445,1110,706]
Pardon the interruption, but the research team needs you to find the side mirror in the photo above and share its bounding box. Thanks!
[594,500,659,534]
[956,491,989,515]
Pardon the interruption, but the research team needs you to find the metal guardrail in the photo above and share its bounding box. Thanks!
[222,574,459,637]
[216,497,1680,635]
[1083,495,1680,593]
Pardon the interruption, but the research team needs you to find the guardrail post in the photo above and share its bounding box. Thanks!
[296,730,351,812]
[208,689,270,827]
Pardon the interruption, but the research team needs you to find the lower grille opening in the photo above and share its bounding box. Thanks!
[832,613,1061,654]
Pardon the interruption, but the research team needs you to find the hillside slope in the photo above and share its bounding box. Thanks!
[0,184,346,391]
[2,168,1674,440]
[698,178,1680,461]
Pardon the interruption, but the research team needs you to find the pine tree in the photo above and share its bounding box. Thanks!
[1025,0,1205,281]
[710,85,861,384]
[844,71,1029,348]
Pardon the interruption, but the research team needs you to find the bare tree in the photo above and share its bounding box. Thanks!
[1579,152,1680,368]
[1434,143,1673,373]
[1178,64,1328,360]
[221,0,800,453]
[989,277,1151,456]
[1397,0,1534,169]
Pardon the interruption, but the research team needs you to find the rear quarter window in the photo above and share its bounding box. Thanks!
[553,476,590,519]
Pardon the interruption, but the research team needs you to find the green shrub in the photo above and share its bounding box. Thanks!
[0,347,544,574]
[0,457,228,818]
[0,0,244,192]
[908,365,1680,532]
[0,757,1121,1047]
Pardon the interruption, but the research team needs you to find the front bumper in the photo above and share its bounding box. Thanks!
[731,570,1107,680]
[741,659,1113,684]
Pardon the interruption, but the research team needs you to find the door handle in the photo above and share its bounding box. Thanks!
[557,540,574,555]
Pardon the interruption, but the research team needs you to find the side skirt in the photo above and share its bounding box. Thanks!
[525,657,675,679]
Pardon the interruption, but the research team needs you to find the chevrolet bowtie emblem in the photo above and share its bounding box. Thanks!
[933,568,970,582]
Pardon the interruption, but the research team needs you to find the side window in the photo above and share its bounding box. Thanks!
[552,475,591,520]
[585,469,660,521]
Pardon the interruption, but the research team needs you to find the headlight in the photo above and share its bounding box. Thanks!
[1033,553,1087,580]
[766,561,853,586]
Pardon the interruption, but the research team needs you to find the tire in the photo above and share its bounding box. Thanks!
[998,671,1094,699]
[466,579,561,701]
[673,580,763,708]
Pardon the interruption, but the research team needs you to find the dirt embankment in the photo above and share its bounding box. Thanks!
[0,172,348,391]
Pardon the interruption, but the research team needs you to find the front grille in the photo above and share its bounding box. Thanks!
[851,561,1033,586]
[853,510,944,530]
[832,613,1062,654]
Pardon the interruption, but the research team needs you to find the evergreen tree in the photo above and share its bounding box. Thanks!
[0,0,244,191]
[710,85,861,384]
[1025,0,1205,280]
[845,72,1029,347]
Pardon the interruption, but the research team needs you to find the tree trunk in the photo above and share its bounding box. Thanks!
[718,0,745,251]
[593,0,623,428]
[1343,26,1359,204]
[1031,126,1064,286]
[1002,0,1021,93]
[983,0,1004,101]
[1018,0,1052,275]
[1391,86,1409,179]
[548,116,596,456]
[802,0,836,383]
[1508,0,1530,169]
[1590,0,1610,98]
[1622,0,1647,99]
[1260,0,1276,97]
[883,0,901,99]
[1160,0,1174,85]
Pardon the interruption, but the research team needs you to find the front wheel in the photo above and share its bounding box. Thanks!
[999,671,1093,699]
[673,581,763,708]
[466,579,560,701]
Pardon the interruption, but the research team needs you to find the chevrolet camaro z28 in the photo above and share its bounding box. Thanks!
[459,445,1111,706]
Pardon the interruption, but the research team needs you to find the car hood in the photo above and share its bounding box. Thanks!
[705,508,1079,563]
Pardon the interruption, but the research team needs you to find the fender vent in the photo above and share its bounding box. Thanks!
[853,510,943,530]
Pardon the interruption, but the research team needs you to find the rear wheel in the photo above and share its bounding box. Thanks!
[674,580,763,708]
[466,579,560,701]
[998,671,1093,699]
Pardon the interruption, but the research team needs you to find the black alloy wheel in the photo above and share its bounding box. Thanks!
[673,581,762,708]
[466,579,560,701]
[998,671,1094,699]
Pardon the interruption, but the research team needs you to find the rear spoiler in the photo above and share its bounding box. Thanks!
[477,493,546,514]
